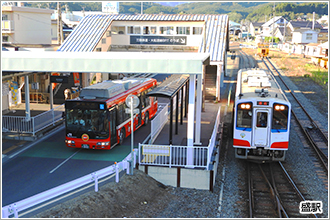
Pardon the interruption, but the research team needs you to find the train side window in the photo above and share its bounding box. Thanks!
[272,104,288,130]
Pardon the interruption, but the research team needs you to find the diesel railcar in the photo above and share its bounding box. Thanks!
[233,68,291,162]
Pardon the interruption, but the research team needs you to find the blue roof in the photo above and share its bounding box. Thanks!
[58,14,229,62]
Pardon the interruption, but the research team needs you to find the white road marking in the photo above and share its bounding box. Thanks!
[49,149,81,174]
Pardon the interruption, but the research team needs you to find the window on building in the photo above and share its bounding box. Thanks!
[176,27,190,35]
[159,26,174,35]
[143,26,157,35]
[193,27,203,35]
[2,14,8,20]
[127,26,141,35]
[2,36,9,42]
[102,38,106,44]
[111,26,125,35]
[96,48,101,52]
[319,34,323,37]
[306,33,313,40]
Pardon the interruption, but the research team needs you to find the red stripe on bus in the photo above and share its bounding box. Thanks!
[233,139,250,147]
[271,142,289,149]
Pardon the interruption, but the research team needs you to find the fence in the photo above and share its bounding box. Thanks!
[139,144,209,169]
[149,103,168,144]
[2,150,138,218]
[139,106,222,170]
[2,104,65,136]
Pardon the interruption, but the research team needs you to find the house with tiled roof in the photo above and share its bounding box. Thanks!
[249,22,263,37]
[261,16,288,37]
[317,29,328,43]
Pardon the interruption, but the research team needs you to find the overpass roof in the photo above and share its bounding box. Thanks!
[2,51,210,75]
[57,14,229,63]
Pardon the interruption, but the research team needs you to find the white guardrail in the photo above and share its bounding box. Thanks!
[139,107,221,170]
[2,104,64,136]
[2,150,138,218]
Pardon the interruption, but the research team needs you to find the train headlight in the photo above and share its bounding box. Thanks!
[240,103,251,109]
[275,105,285,111]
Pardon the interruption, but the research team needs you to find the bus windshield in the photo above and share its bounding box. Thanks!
[65,108,109,139]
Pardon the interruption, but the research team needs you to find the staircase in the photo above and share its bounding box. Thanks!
[53,74,78,104]
[204,65,217,101]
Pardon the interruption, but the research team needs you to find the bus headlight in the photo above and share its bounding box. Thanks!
[97,142,110,146]
[65,140,75,144]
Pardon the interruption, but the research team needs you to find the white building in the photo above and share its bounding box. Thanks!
[2,4,54,45]
[261,16,288,37]
[292,28,318,44]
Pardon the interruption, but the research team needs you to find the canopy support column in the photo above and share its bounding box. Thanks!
[24,75,31,121]
[194,74,202,145]
[187,75,196,166]
[169,98,173,145]
[180,87,184,125]
[175,92,179,135]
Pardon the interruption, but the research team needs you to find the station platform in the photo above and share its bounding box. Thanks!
[153,101,221,147]
[3,103,63,117]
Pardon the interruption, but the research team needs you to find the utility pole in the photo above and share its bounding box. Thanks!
[271,2,275,48]
[283,20,286,43]
[57,2,62,44]
[141,2,143,14]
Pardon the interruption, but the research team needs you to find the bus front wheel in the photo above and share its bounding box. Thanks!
[144,112,149,126]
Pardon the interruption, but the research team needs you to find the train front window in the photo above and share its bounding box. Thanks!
[66,109,109,139]
[272,104,289,130]
[236,102,252,130]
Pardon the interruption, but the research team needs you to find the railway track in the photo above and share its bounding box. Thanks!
[262,57,328,175]
[248,161,318,218]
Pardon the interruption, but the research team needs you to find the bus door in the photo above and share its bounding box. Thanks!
[109,107,117,146]
[136,94,143,128]
[253,109,270,147]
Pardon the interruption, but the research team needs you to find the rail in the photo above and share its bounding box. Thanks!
[2,104,64,136]
[139,106,221,170]
[1,150,138,218]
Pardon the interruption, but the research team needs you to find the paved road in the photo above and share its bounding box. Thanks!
[2,121,150,206]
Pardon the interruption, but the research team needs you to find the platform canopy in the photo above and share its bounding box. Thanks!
[2,51,210,75]
[147,74,189,98]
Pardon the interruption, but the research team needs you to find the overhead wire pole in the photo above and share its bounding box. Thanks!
[57,2,62,44]
[271,2,275,48]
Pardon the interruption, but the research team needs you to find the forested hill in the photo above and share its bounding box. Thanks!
[25,2,328,23]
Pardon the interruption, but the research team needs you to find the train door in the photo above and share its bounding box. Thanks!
[252,109,270,147]
[109,107,117,147]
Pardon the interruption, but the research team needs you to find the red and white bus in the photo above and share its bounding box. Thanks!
[64,77,158,150]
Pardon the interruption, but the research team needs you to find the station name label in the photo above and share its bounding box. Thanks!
[130,36,187,45]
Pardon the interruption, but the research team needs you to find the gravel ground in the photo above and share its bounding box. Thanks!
[32,45,328,218]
